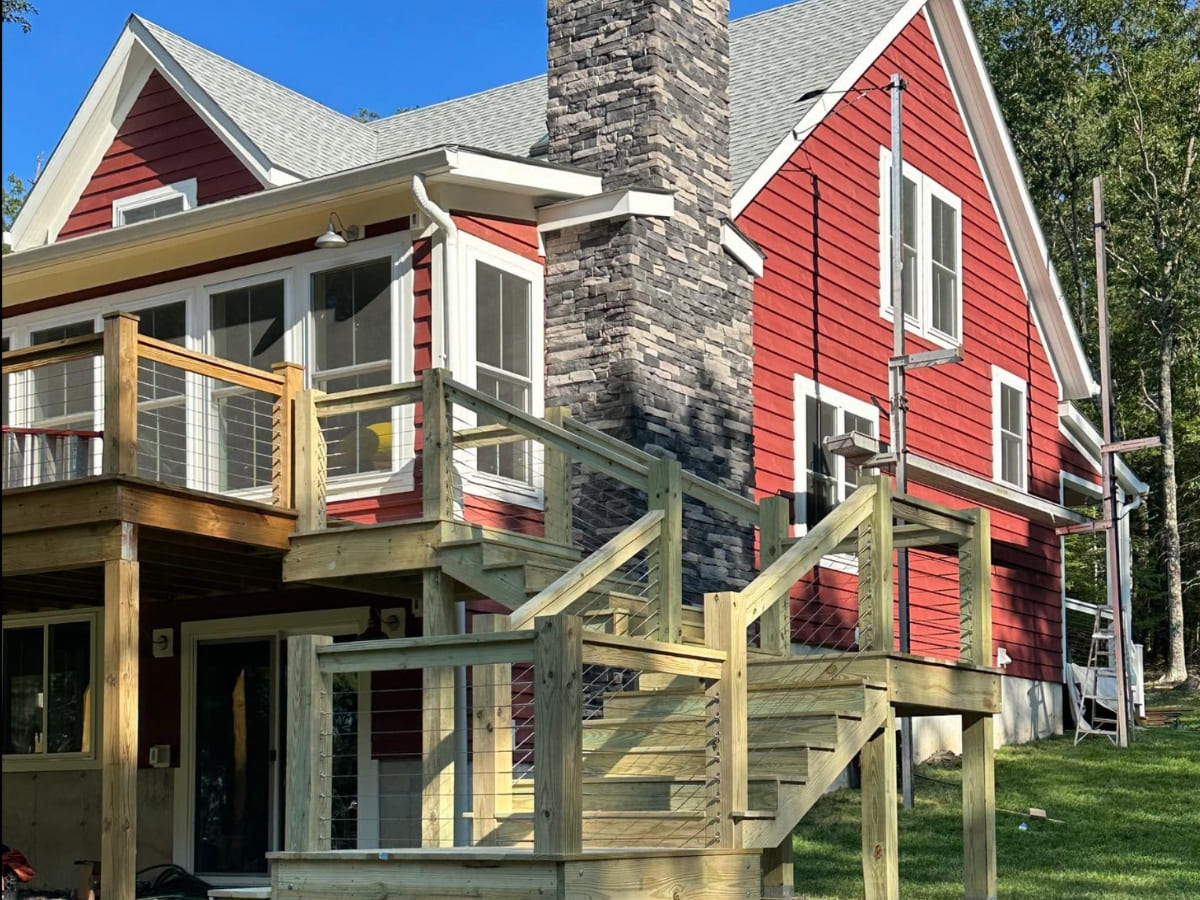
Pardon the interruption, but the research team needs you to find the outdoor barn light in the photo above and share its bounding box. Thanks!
[314,211,362,249]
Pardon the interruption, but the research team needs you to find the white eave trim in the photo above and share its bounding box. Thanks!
[903,453,1089,527]
[721,221,765,277]
[535,188,673,233]
[443,147,603,200]
[1058,401,1149,495]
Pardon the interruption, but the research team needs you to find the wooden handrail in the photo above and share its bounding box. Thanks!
[1,333,104,373]
[581,631,725,679]
[314,380,422,417]
[315,630,538,673]
[741,484,878,625]
[508,509,664,630]
[136,334,286,396]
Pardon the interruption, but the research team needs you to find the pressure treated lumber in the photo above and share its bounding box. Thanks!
[471,615,513,845]
[705,591,747,847]
[963,713,998,900]
[271,361,303,509]
[858,475,894,652]
[860,704,899,900]
[533,615,583,853]
[294,389,326,532]
[422,369,455,521]
[758,495,792,655]
[102,312,139,476]
[649,456,683,643]
[101,527,138,900]
[286,634,333,852]
[422,567,457,848]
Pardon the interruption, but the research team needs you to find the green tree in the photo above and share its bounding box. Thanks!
[3,0,38,252]
[2,0,37,32]
[969,0,1200,681]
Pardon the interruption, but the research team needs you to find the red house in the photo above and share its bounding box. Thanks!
[2,0,1143,896]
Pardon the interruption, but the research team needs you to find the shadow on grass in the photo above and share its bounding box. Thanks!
[793,714,1200,899]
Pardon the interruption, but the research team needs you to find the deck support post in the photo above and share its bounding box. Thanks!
[649,456,683,643]
[100,524,138,900]
[758,495,792,654]
[959,508,992,665]
[422,567,457,847]
[533,615,583,854]
[102,311,139,476]
[271,361,304,509]
[285,634,333,851]
[962,713,997,899]
[704,591,746,847]
[761,837,795,898]
[422,368,455,521]
[544,407,573,545]
[471,614,513,845]
[295,389,327,531]
[859,475,894,653]
[860,703,899,900]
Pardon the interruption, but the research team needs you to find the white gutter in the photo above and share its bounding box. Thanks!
[410,174,458,370]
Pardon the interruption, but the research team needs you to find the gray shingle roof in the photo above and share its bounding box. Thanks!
[135,0,910,187]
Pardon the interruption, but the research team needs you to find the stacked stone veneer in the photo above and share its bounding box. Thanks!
[543,0,756,592]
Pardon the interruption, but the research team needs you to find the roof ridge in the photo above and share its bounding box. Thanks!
[368,72,548,129]
[132,14,373,134]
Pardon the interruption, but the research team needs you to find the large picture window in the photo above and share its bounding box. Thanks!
[880,149,962,344]
[2,614,98,762]
[793,376,879,530]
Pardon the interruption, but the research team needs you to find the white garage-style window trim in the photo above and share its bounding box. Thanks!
[450,231,545,507]
[793,375,880,535]
[112,178,197,227]
[992,365,1028,490]
[879,148,963,347]
[1,609,102,771]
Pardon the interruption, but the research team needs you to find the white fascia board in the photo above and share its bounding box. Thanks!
[905,453,1089,526]
[443,147,603,200]
[730,0,927,217]
[9,28,153,251]
[1057,402,1149,495]
[721,221,765,277]
[535,189,674,233]
[2,148,455,277]
[129,18,279,186]
[926,0,1096,401]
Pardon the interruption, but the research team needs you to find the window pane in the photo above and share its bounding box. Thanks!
[317,367,392,476]
[1001,384,1024,435]
[1001,433,1023,485]
[121,196,185,225]
[805,397,840,528]
[501,271,531,377]
[902,176,918,241]
[476,263,502,369]
[30,321,95,421]
[901,245,919,319]
[931,197,957,268]
[2,627,43,754]
[47,621,91,754]
[212,281,286,370]
[932,265,957,337]
[477,370,530,481]
[312,258,392,373]
[842,413,874,491]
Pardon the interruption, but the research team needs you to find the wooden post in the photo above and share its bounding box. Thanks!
[543,407,573,546]
[861,704,899,900]
[422,368,455,521]
[959,508,993,666]
[758,495,792,655]
[858,475,894,652]
[271,362,304,508]
[762,839,796,898]
[533,614,583,854]
[704,591,746,847]
[422,568,457,847]
[294,389,326,531]
[102,312,139,476]
[649,456,683,643]
[101,523,138,900]
[472,614,513,845]
[285,634,333,851]
[961,509,997,899]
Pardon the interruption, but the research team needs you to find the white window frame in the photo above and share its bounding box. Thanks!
[451,231,546,508]
[112,178,197,227]
[878,148,963,347]
[4,231,415,500]
[1,609,103,772]
[793,375,879,570]
[992,365,1028,490]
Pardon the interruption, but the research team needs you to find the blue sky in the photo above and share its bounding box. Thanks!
[2,0,787,182]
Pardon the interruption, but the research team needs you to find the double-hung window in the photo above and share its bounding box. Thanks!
[794,375,879,531]
[2,613,99,764]
[880,149,962,344]
[25,320,98,484]
[992,366,1028,489]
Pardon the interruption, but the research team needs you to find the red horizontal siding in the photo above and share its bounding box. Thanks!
[59,70,262,240]
[740,10,1096,683]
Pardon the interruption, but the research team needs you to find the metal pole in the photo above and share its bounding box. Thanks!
[888,72,915,808]
[1092,176,1132,747]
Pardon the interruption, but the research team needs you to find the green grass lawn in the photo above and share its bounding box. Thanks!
[792,682,1200,899]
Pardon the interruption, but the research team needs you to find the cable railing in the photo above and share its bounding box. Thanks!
[1,311,300,506]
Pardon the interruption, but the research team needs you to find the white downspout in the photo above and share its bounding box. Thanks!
[410,173,458,370]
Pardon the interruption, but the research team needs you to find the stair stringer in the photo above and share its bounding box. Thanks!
[742,682,891,849]
[437,544,534,609]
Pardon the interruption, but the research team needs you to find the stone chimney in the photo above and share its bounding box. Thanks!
[542,0,755,588]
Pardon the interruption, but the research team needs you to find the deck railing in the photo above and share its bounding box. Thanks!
[1,311,301,505]
[285,614,729,853]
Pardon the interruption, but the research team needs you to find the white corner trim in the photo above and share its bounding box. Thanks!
[721,221,765,277]
[731,0,928,216]
[535,189,674,233]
